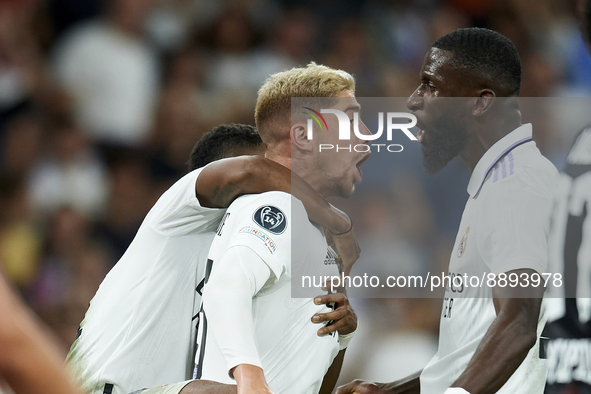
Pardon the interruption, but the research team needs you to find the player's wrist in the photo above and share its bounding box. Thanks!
[338,328,356,350]
[444,388,470,394]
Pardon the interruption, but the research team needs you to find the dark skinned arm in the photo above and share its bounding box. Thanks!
[451,268,543,394]
[335,370,421,394]
[313,293,358,394]
[196,155,350,231]
[196,155,360,273]
[336,268,543,394]
[319,350,347,394]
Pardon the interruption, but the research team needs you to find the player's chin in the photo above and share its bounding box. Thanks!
[340,181,356,198]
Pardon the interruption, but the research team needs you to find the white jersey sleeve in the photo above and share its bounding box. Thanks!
[147,166,225,236]
[202,246,272,375]
[478,165,556,275]
[220,191,294,279]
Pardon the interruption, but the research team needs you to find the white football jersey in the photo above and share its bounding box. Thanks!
[67,167,225,394]
[195,191,340,394]
[420,124,559,394]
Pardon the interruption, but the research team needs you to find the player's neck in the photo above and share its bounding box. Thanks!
[461,108,522,172]
[265,152,291,170]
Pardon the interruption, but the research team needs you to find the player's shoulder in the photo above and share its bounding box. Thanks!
[517,141,558,173]
[152,168,202,208]
[229,191,303,215]
[224,192,306,239]
[517,144,559,192]
[489,143,558,195]
[146,166,227,234]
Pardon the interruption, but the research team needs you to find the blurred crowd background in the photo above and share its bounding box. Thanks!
[0,0,589,387]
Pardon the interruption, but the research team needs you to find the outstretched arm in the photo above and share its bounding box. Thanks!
[335,371,421,394]
[0,273,81,394]
[449,268,543,394]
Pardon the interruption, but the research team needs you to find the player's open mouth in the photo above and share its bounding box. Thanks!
[417,128,424,143]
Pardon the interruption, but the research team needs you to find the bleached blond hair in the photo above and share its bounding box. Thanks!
[254,62,355,144]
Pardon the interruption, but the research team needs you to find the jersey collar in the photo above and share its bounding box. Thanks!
[467,123,534,198]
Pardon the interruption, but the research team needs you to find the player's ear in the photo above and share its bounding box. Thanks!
[291,122,313,152]
[472,90,495,117]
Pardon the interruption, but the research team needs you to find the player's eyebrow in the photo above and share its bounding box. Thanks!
[421,70,442,84]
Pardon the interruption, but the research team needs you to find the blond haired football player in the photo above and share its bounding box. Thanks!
[67,123,360,394]
[192,63,370,394]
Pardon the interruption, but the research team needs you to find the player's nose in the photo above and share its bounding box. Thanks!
[356,120,373,144]
[406,88,423,112]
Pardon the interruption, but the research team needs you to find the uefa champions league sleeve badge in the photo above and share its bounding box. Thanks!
[253,206,287,235]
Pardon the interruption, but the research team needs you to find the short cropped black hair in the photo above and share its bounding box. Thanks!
[188,124,263,171]
[432,28,522,97]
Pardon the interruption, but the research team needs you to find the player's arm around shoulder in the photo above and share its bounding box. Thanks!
[196,156,358,256]
[195,155,304,209]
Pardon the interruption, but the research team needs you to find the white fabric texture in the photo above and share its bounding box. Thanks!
[420,124,558,394]
[67,167,225,394]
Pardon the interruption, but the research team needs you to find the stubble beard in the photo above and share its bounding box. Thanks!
[421,116,469,175]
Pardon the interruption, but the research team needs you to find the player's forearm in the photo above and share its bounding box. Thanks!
[0,286,80,394]
[336,371,420,394]
[180,380,237,394]
[319,350,346,394]
[290,174,351,234]
[382,370,421,394]
[451,307,538,393]
[4,336,80,394]
[196,155,351,233]
[242,157,351,233]
[196,156,261,208]
[452,271,543,394]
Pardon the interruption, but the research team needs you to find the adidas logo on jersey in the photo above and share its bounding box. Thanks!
[324,246,338,265]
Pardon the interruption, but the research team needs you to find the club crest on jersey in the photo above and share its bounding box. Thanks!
[457,226,470,258]
[253,205,287,234]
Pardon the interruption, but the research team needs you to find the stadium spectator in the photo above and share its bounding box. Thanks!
[51,0,160,148]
